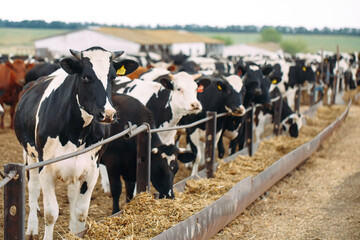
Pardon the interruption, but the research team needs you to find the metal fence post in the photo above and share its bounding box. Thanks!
[205,111,217,178]
[294,85,301,114]
[310,83,315,106]
[245,103,255,156]
[4,163,25,240]
[136,127,151,194]
[273,96,283,136]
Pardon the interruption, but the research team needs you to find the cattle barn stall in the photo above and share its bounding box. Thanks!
[34,27,224,59]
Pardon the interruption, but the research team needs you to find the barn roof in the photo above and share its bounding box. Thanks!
[93,27,223,45]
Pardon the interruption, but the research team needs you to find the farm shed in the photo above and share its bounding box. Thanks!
[34,27,224,58]
[223,42,284,60]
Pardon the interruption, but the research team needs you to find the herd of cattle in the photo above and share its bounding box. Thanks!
[0,46,359,239]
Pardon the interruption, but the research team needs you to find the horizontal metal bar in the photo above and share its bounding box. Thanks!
[150,116,213,133]
[25,124,138,171]
[0,170,17,188]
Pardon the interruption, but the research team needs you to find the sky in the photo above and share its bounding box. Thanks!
[1,0,359,29]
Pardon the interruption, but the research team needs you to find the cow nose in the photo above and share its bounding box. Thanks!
[254,88,262,96]
[101,108,117,123]
[191,102,201,111]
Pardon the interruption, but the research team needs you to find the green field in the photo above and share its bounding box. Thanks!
[198,32,360,53]
[0,28,359,54]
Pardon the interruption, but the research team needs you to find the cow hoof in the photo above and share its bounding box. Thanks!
[25,234,39,240]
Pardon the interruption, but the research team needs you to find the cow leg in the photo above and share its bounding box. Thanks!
[189,129,204,176]
[125,181,136,202]
[99,163,110,193]
[217,131,225,158]
[72,166,99,233]
[10,104,16,129]
[26,168,41,239]
[107,167,122,214]
[67,181,80,233]
[39,169,58,240]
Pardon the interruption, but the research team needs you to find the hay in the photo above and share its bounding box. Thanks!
[66,105,346,240]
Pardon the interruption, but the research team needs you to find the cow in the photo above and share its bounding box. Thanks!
[254,86,303,143]
[24,62,60,84]
[101,94,195,214]
[14,46,138,239]
[219,63,273,157]
[178,74,245,176]
[0,58,34,128]
[98,72,210,193]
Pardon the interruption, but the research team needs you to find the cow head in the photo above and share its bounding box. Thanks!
[282,113,303,138]
[60,47,138,124]
[243,63,272,109]
[150,145,195,199]
[203,74,245,117]
[158,72,211,115]
[5,58,28,86]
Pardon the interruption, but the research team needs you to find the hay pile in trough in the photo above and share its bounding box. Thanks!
[66,105,346,240]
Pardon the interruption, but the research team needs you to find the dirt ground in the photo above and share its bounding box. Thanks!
[0,102,359,239]
[212,105,360,240]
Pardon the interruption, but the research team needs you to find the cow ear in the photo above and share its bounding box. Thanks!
[262,65,273,76]
[196,78,211,91]
[159,76,174,90]
[114,59,139,76]
[177,151,196,163]
[60,58,82,74]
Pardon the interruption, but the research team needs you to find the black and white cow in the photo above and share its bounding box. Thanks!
[254,86,303,143]
[101,94,195,214]
[219,63,273,157]
[179,74,245,175]
[14,47,138,239]
[98,72,210,193]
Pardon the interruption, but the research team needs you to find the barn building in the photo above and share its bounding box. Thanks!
[34,27,224,58]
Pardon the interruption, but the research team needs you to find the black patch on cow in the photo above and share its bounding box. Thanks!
[289,124,299,138]
[80,181,88,194]
[145,90,173,128]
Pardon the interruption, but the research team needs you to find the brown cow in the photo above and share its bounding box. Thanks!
[0,58,33,128]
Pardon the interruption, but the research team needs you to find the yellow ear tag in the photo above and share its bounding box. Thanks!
[317,71,320,76]
[302,67,306,72]
[218,85,222,91]
[117,65,126,76]
[271,79,277,84]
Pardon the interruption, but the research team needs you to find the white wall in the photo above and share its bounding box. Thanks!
[34,29,140,58]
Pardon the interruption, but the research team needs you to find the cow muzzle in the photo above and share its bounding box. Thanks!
[100,109,117,124]
[190,102,202,112]
[231,105,246,117]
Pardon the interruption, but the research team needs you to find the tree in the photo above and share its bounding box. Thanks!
[260,27,282,43]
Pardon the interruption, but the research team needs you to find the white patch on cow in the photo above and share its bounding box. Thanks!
[99,164,110,193]
[41,136,102,183]
[35,71,68,144]
[115,78,162,104]
[82,49,112,92]
[224,74,243,93]
[140,68,170,81]
[249,65,260,71]
[26,143,38,159]
[161,153,176,168]
[76,95,93,127]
